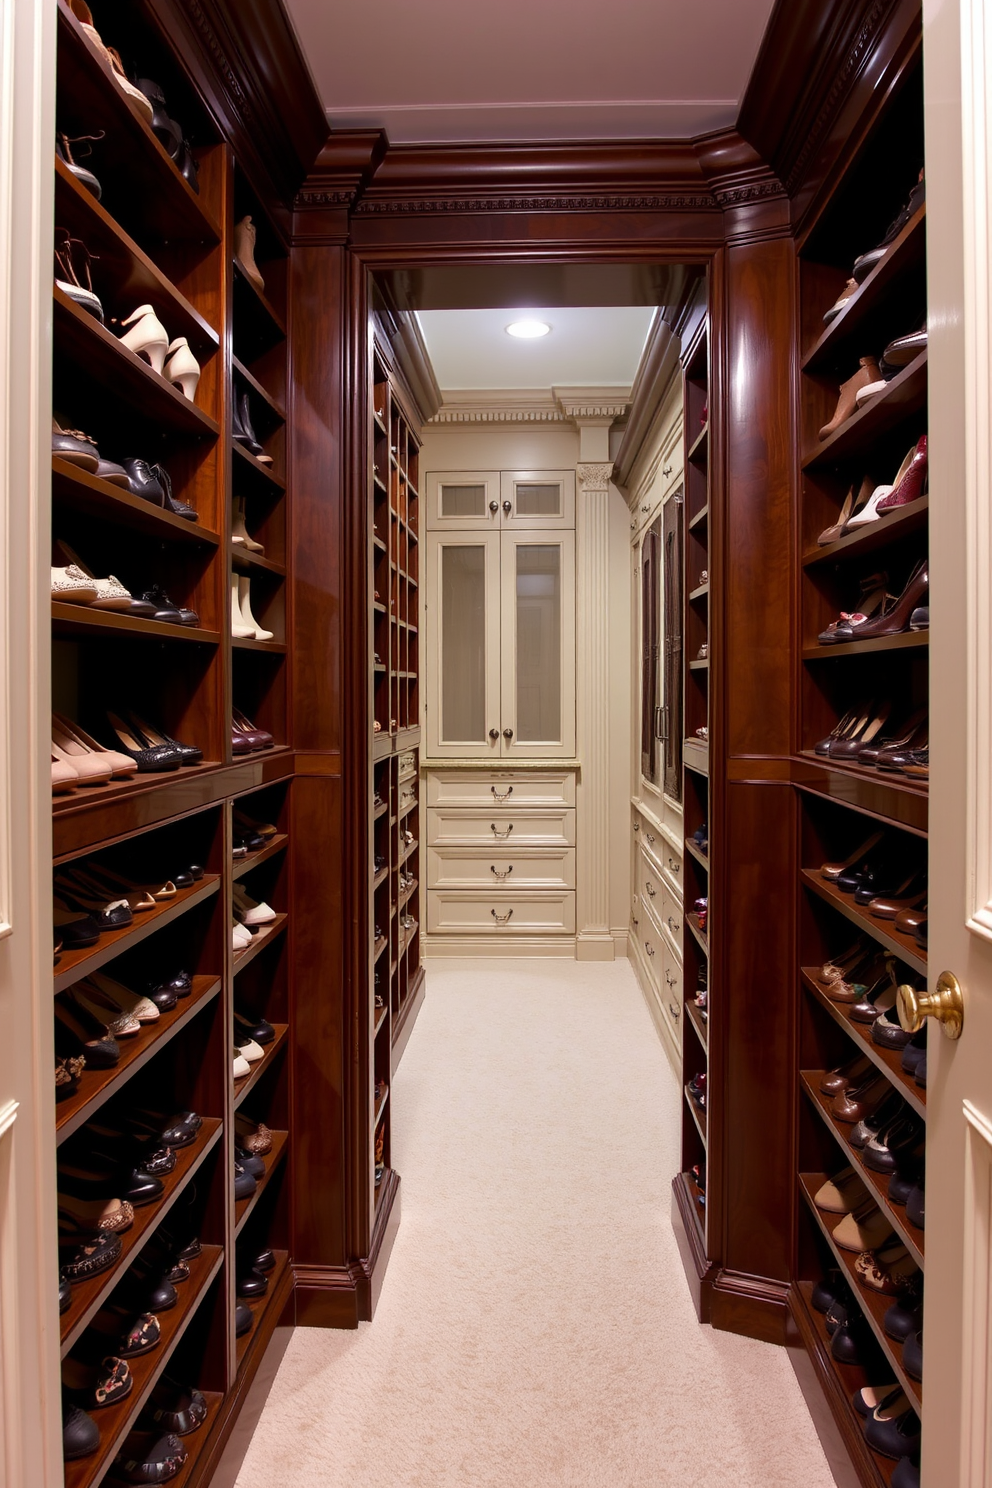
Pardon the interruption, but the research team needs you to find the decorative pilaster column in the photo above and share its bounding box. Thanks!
[574,458,616,960]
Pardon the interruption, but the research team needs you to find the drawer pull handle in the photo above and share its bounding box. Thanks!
[646,831,656,845]
[665,970,676,987]
[631,915,639,927]
[491,823,514,839]
[645,881,657,897]
[490,865,513,880]
[663,464,673,478]
[669,1002,680,1021]
[491,907,513,924]
[491,784,514,800]
[632,820,640,832]
[645,941,656,957]
[669,858,680,874]
[668,916,680,934]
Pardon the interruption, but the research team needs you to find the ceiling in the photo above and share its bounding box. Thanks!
[283,0,778,144]
[416,307,656,389]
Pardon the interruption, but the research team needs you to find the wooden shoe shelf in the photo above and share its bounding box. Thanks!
[368,338,425,1234]
[791,36,927,1488]
[50,2,295,1481]
[672,299,719,1317]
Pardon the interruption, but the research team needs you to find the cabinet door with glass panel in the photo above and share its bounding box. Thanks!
[425,528,575,759]
[427,469,575,531]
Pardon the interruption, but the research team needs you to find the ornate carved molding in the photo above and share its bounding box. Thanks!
[429,406,566,425]
[355,192,717,215]
[558,402,629,421]
[712,178,787,206]
[784,0,898,194]
[295,188,356,208]
[428,388,629,428]
[576,462,614,493]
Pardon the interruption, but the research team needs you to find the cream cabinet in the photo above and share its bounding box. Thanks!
[426,468,575,530]
[424,527,575,759]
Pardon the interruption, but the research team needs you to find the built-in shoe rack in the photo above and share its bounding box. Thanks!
[674,313,715,1304]
[370,346,424,1213]
[791,50,928,1488]
[51,2,294,1481]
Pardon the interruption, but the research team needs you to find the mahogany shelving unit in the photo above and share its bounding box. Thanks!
[369,339,425,1220]
[672,302,719,1317]
[790,38,927,1488]
[50,2,294,1480]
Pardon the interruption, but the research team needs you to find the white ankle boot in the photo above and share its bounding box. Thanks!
[238,576,272,641]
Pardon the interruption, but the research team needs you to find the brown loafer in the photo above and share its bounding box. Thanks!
[819,358,882,441]
[832,1072,890,1123]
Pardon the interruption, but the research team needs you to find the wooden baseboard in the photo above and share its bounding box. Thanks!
[670,1174,718,1322]
[294,1169,402,1327]
[710,1269,790,1344]
[786,1283,886,1488]
[392,964,425,1067]
[422,934,576,957]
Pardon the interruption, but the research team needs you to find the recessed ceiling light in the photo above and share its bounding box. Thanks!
[506,319,551,339]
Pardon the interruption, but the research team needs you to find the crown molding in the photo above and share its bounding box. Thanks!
[426,387,630,428]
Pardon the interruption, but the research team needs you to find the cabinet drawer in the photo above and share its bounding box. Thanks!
[427,846,575,890]
[427,890,575,935]
[662,945,683,1028]
[427,807,575,848]
[636,846,665,920]
[426,770,576,809]
[660,885,682,950]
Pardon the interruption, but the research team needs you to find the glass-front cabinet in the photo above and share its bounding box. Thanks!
[425,471,576,759]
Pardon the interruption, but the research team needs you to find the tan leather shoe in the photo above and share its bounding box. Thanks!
[819,358,882,441]
[814,1166,870,1214]
[834,1199,894,1252]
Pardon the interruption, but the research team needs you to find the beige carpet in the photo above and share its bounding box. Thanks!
[235,958,836,1488]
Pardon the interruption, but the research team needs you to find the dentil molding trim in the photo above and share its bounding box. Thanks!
[428,387,630,429]
[354,193,718,215]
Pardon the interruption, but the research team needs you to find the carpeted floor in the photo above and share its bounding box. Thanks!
[235,958,837,1488]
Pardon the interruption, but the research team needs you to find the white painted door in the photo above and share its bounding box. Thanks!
[424,531,501,758]
[499,529,576,758]
[920,3,992,1482]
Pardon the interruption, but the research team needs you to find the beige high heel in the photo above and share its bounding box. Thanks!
[163,337,200,400]
[53,713,137,778]
[117,304,169,374]
[234,216,265,294]
[52,753,80,794]
[231,575,255,638]
[233,496,263,553]
[238,577,272,641]
[52,738,112,786]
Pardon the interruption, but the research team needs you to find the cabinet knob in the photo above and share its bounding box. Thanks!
[898,972,964,1040]
[645,881,656,897]
[669,1003,680,1022]
[632,821,640,832]
[489,500,499,513]
[645,941,655,956]
[489,728,500,741]
[641,502,650,512]
[646,831,656,845]
[503,728,513,740]
[503,500,512,515]
[663,464,672,477]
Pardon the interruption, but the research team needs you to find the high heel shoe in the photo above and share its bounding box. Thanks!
[817,476,873,545]
[232,707,274,750]
[104,712,182,772]
[813,706,863,756]
[830,701,893,759]
[117,305,169,374]
[232,495,264,552]
[231,575,255,638]
[819,358,881,441]
[51,737,113,787]
[152,463,198,522]
[234,217,265,294]
[876,435,928,512]
[876,717,929,772]
[54,230,103,321]
[846,445,918,529]
[847,559,927,639]
[238,577,272,641]
[52,753,80,794]
[54,714,137,779]
[163,338,200,400]
[125,713,202,766]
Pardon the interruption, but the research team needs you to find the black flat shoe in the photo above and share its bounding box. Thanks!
[55,1000,120,1069]
[53,904,101,948]
[234,1146,265,1178]
[235,1301,253,1337]
[903,1329,923,1380]
[234,1162,257,1201]
[248,1248,276,1273]
[110,1428,188,1484]
[144,970,192,1008]
[237,1269,268,1297]
[63,1400,100,1460]
[140,586,199,627]
[142,1377,207,1436]
[234,1010,274,1045]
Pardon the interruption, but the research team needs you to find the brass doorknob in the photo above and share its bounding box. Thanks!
[897,971,965,1041]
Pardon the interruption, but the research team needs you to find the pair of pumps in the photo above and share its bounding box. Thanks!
[117,304,200,401]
